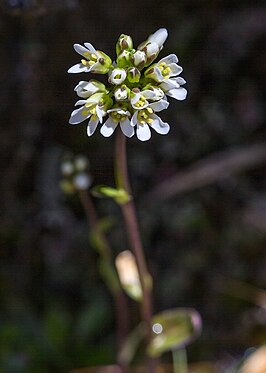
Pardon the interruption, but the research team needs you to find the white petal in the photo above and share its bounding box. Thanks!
[74,99,87,106]
[100,117,117,137]
[148,28,168,48]
[149,114,170,135]
[87,117,99,136]
[73,44,89,57]
[148,100,169,112]
[167,87,187,100]
[136,123,151,141]
[69,106,91,124]
[68,63,88,73]
[131,111,138,126]
[174,77,186,85]
[84,43,97,53]
[159,54,178,64]
[120,118,134,138]
[160,78,180,91]
[131,93,141,106]
[169,63,183,76]
[96,105,106,123]
[142,90,156,100]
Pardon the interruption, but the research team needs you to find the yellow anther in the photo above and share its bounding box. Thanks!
[164,67,171,74]
[88,61,95,66]
[140,120,146,125]
[91,53,98,60]
[83,52,91,58]
[147,118,154,124]
[91,114,97,120]
[147,108,153,113]
[90,108,96,115]
[81,59,87,65]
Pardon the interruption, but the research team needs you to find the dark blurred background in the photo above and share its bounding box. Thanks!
[0,0,266,372]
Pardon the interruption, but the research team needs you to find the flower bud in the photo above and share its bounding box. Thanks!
[131,50,146,69]
[73,173,91,190]
[114,84,129,101]
[116,49,131,68]
[109,68,127,85]
[74,80,107,98]
[116,34,133,55]
[127,67,141,83]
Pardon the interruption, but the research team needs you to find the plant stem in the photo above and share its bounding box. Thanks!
[172,348,188,373]
[114,130,155,372]
[78,189,129,372]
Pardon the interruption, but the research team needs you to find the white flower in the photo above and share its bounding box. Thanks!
[69,92,112,136]
[74,80,107,98]
[131,50,146,68]
[145,54,183,82]
[130,89,156,110]
[131,99,170,141]
[68,43,112,74]
[100,107,134,138]
[73,173,91,190]
[109,68,127,85]
[114,85,129,101]
[160,76,187,100]
[138,28,168,65]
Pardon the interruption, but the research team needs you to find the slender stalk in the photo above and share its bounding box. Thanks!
[78,189,129,372]
[114,130,155,372]
[172,348,188,373]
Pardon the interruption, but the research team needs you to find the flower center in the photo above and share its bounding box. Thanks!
[81,52,98,67]
[110,111,127,123]
[158,62,171,79]
[137,107,154,125]
[134,95,147,108]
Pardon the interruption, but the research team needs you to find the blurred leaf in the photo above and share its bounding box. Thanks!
[75,298,111,341]
[92,185,131,204]
[99,258,120,293]
[147,308,202,357]
[118,323,146,365]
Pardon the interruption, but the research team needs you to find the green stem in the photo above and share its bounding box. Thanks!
[78,189,129,372]
[115,130,156,372]
[172,348,188,373]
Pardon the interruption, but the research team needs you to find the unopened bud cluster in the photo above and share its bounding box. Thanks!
[68,29,187,141]
[60,154,91,194]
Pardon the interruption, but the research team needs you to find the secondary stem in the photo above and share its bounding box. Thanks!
[78,189,129,372]
[114,130,155,371]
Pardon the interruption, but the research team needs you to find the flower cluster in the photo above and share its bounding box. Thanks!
[60,154,92,194]
[68,29,187,141]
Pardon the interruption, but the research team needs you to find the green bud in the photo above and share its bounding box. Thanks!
[127,67,141,83]
[114,84,130,101]
[117,49,131,68]
[116,34,133,55]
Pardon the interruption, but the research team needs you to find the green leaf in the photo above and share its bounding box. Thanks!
[147,308,202,357]
[92,185,131,204]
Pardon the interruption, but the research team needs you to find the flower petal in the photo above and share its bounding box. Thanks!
[73,44,89,57]
[69,106,91,124]
[174,77,186,85]
[87,117,99,136]
[74,99,87,106]
[142,90,156,100]
[160,78,180,91]
[159,54,178,64]
[68,63,88,73]
[149,114,170,135]
[148,28,168,48]
[96,105,106,123]
[84,43,97,53]
[167,87,187,100]
[169,63,183,76]
[100,117,117,137]
[148,100,169,112]
[131,111,138,126]
[120,118,134,138]
[136,123,151,141]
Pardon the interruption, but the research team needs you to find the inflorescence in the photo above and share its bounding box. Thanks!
[68,29,187,141]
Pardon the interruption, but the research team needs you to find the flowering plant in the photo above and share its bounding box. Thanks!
[67,29,200,373]
[68,28,187,141]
